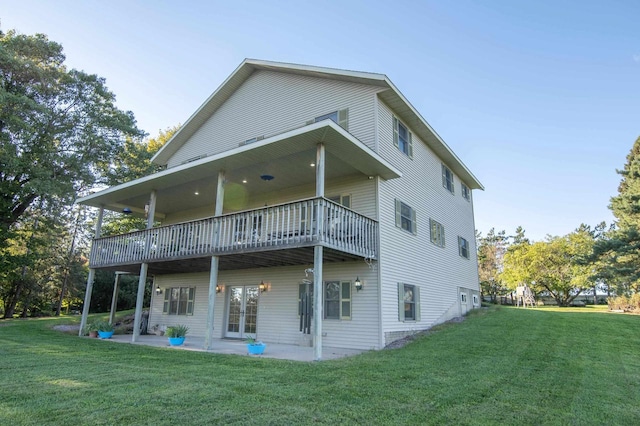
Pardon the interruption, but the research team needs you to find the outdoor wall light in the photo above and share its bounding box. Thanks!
[122,207,132,214]
[259,281,267,292]
[155,286,162,295]
[354,276,363,291]
[215,284,222,293]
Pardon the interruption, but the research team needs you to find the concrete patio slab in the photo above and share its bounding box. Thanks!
[100,334,365,362]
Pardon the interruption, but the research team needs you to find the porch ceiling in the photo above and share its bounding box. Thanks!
[77,121,401,217]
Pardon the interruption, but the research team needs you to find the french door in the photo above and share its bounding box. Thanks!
[225,286,259,338]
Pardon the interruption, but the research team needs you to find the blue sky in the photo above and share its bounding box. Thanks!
[3,0,639,241]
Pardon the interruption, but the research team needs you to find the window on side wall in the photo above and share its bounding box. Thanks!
[460,292,467,304]
[324,281,351,320]
[395,199,417,235]
[163,287,195,315]
[429,218,445,248]
[442,164,455,194]
[461,183,471,201]
[458,236,470,259]
[398,283,420,321]
[473,294,479,306]
[393,116,413,158]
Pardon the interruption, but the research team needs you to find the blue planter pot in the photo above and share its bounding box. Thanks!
[98,330,114,339]
[247,343,266,355]
[168,336,185,346]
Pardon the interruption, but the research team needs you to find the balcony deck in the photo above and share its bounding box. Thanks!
[89,198,377,274]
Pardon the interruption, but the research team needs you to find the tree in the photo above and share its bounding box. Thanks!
[476,228,509,303]
[501,226,597,306]
[595,136,640,293]
[0,29,144,248]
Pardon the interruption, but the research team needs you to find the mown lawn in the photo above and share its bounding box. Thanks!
[0,306,638,425]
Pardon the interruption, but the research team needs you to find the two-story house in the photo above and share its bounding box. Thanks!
[77,59,483,360]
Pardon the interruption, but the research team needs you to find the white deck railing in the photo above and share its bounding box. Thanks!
[89,197,377,268]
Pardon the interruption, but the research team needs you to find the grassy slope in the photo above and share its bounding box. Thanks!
[0,306,638,425]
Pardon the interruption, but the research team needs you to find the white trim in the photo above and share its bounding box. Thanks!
[151,58,483,190]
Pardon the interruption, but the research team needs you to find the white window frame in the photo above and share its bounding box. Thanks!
[310,109,349,130]
[473,294,479,306]
[324,281,351,320]
[328,194,351,209]
[393,116,413,158]
[461,183,471,201]
[398,283,421,322]
[458,236,470,259]
[461,292,467,304]
[163,286,195,315]
[429,218,445,248]
[395,199,417,235]
[442,164,455,194]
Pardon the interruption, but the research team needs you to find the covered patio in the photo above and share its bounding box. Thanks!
[99,334,365,362]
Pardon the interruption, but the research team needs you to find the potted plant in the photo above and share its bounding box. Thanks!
[166,325,189,346]
[94,320,115,339]
[246,335,266,355]
[84,321,99,338]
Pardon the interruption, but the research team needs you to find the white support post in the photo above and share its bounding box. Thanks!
[79,207,103,336]
[133,191,156,343]
[109,272,121,325]
[313,143,325,361]
[205,170,225,350]
[132,264,148,342]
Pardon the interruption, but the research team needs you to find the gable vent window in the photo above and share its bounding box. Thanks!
[307,109,349,130]
[239,135,264,147]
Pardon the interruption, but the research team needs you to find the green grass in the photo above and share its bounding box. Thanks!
[1,306,638,425]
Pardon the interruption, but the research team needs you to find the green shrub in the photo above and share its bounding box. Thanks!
[166,325,189,338]
[93,320,114,332]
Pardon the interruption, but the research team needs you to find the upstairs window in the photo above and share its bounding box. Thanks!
[395,199,417,235]
[310,109,349,130]
[429,218,445,248]
[393,117,413,158]
[461,183,471,201]
[442,164,455,194]
[328,194,351,209]
[458,236,470,259]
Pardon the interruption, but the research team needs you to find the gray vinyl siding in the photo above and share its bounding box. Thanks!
[376,98,479,343]
[163,176,377,225]
[167,70,380,168]
[148,262,380,350]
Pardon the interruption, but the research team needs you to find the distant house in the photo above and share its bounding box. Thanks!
[77,59,483,359]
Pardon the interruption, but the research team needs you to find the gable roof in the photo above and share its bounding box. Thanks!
[152,59,484,190]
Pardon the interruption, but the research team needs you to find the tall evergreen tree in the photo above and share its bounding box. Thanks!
[596,136,640,293]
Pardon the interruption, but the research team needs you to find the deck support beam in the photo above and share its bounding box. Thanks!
[109,272,122,325]
[205,170,225,350]
[79,207,103,336]
[133,190,156,342]
[313,143,325,361]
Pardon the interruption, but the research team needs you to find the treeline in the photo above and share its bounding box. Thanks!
[0,28,177,318]
[478,136,640,306]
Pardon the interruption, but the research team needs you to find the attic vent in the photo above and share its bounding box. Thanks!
[239,136,264,147]
[181,154,206,165]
